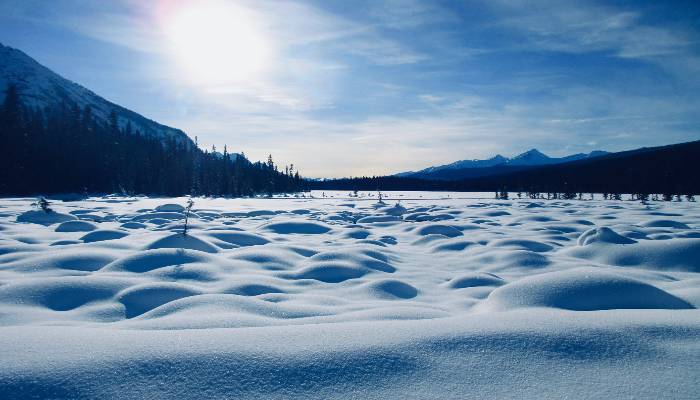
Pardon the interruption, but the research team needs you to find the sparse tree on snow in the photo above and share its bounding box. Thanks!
[32,197,52,213]
[182,197,194,236]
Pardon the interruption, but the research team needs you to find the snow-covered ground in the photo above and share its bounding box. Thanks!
[1,191,699,399]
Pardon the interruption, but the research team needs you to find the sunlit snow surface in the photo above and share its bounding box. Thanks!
[1,191,699,399]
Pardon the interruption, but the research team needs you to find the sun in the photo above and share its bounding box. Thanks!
[160,1,273,85]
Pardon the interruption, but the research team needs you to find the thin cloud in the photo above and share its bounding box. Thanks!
[2,0,698,177]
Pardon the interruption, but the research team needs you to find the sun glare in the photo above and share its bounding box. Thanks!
[161,1,272,85]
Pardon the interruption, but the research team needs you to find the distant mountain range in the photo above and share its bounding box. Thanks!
[311,140,700,194]
[0,43,192,146]
[397,149,609,180]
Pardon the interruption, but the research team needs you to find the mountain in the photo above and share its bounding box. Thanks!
[396,155,508,177]
[453,140,700,194]
[396,148,609,180]
[0,44,303,196]
[310,140,700,195]
[0,43,192,145]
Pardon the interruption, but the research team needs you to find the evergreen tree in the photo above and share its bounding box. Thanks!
[0,89,303,197]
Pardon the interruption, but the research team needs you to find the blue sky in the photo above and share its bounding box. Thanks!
[1,0,699,177]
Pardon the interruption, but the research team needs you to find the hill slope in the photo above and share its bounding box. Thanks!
[0,43,192,145]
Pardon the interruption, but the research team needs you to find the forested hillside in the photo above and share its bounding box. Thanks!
[0,84,302,196]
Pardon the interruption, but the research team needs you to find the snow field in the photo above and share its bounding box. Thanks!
[0,191,699,398]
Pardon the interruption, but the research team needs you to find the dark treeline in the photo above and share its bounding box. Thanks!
[0,84,302,196]
[308,140,700,196]
[449,140,700,196]
[309,176,445,192]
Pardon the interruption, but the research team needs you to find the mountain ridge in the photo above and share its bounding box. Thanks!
[0,43,193,146]
[397,148,609,180]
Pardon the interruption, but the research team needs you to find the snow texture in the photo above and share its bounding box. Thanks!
[1,191,699,399]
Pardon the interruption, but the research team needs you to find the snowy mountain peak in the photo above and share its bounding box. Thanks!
[396,148,609,179]
[522,148,545,157]
[0,43,193,146]
[509,148,550,165]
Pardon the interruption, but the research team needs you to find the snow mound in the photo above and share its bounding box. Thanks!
[484,268,693,311]
[261,221,331,234]
[381,203,408,216]
[476,250,550,271]
[360,279,418,299]
[306,250,395,273]
[356,215,402,223]
[145,233,219,253]
[117,283,203,318]
[641,219,691,229]
[489,239,554,252]
[285,264,371,283]
[5,250,117,272]
[80,229,129,243]
[447,273,505,289]
[577,227,636,246]
[131,211,188,222]
[223,283,286,296]
[514,215,557,223]
[205,231,270,247]
[404,212,455,222]
[247,210,278,217]
[55,220,97,232]
[101,248,215,273]
[414,224,463,237]
[0,277,128,311]
[567,238,700,272]
[431,239,478,252]
[16,210,77,225]
[481,210,511,217]
[342,228,371,239]
[120,222,148,229]
[155,203,185,212]
[284,248,394,283]
[131,294,328,325]
[228,248,304,270]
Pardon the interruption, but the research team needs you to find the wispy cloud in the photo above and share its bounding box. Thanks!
[2,0,698,177]
[489,0,696,60]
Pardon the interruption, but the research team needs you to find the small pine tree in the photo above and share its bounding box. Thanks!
[182,197,194,236]
[638,192,649,204]
[686,194,696,202]
[33,197,52,213]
